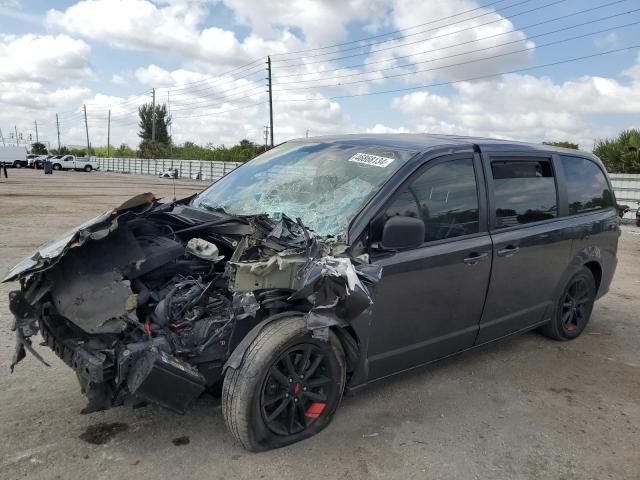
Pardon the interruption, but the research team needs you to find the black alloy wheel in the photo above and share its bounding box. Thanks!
[540,267,596,341]
[260,343,335,436]
[560,276,593,335]
[222,315,346,451]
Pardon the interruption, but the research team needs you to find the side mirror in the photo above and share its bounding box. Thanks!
[381,216,425,249]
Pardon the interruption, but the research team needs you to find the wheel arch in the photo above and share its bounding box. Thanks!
[583,260,602,294]
[224,312,361,376]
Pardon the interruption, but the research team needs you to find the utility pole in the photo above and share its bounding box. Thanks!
[83,104,91,155]
[151,87,156,142]
[55,113,61,151]
[107,110,111,158]
[0,127,5,146]
[34,120,39,144]
[264,125,269,149]
[14,125,19,146]
[266,56,274,147]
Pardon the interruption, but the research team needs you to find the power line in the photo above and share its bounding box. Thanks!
[157,66,265,97]
[170,101,267,119]
[273,44,640,103]
[164,84,266,111]
[273,0,562,66]
[270,0,514,57]
[272,16,640,91]
[273,0,632,80]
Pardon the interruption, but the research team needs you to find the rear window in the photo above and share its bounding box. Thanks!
[560,156,615,214]
[491,159,557,228]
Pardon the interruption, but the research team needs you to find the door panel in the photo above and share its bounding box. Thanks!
[476,221,572,344]
[477,153,572,344]
[364,154,490,380]
[367,235,492,379]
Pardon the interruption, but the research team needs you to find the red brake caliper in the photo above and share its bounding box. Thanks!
[305,402,326,419]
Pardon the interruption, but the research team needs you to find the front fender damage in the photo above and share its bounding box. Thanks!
[3,193,381,415]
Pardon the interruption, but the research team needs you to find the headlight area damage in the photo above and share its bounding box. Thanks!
[4,193,380,415]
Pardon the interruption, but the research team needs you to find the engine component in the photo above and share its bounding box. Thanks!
[186,238,223,262]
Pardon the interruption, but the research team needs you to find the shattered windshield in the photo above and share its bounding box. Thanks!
[192,142,416,236]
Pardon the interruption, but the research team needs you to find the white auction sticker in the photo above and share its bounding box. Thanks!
[348,152,395,168]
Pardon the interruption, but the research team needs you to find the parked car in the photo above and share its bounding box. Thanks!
[3,135,620,451]
[50,155,99,172]
[159,168,178,178]
[616,203,631,218]
[28,154,51,169]
[0,146,29,167]
[636,206,640,226]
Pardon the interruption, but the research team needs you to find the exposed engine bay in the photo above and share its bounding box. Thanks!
[4,193,380,415]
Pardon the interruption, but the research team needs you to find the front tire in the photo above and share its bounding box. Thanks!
[540,267,596,341]
[222,316,346,451]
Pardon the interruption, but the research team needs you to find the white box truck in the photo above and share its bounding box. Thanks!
[0,146,29,168]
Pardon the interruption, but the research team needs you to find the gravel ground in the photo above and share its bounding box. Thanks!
[1,169,639,480]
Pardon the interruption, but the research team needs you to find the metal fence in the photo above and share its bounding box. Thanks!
[96,157,242,181]
[610,173,640,219]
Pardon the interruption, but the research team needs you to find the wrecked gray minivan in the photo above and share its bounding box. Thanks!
[4,135,619,451]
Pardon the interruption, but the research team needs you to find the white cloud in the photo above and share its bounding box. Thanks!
[366,123,410,134]
[391,62,640,146]
[222,0,390,46]
[0,33,93,82]
[46,0,295,70]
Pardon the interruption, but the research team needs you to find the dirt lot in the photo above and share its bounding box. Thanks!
[1,169,639,480]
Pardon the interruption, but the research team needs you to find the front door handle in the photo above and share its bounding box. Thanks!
[463,252,490,265]
[497,245,520,257]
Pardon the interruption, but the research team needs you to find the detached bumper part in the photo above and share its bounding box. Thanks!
[127,349,206,414]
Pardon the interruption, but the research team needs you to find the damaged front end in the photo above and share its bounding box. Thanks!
[4,193,380,415]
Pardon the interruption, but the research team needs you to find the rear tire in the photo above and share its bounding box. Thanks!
[222,316,346,451]
[52,164,61,171]
[84,165,92,172]
[540,267,596,341]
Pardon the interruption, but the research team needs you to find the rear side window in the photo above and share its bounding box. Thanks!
[491,159,557,228]
[560,156,615,214]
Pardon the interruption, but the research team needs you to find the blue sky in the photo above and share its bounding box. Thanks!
[0,0,639,150]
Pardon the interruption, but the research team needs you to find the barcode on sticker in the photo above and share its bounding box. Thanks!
[348,152,394,168]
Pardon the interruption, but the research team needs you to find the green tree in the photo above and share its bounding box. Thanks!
[594,129,640,173]
[543,141,579,150]
[30,142,48,154]
[138,103,171,144]
[138,139,171,159]
[50,146,70,155]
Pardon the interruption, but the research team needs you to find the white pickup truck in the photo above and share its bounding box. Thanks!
[51,155,99,172]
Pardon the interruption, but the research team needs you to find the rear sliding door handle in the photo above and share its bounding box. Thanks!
[463,252,490,265]
[497,245,520,257]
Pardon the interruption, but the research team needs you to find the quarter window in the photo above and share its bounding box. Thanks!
[380,158,480,243]
[560,156,614,214]
[492,159,557,228]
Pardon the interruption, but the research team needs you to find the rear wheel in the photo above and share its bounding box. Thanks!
[540,267,596,341]
[14,161,22,168]
[52,164,61,171]
[84,165,92,172]
[222,316,346,451]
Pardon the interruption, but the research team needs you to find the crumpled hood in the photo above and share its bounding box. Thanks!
[2,193,156,283]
